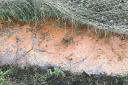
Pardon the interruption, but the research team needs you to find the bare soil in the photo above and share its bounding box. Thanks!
[0,20,128,75]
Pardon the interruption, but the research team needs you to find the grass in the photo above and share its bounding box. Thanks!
[0,68,12,85]
[1,0,128,36]
[0,65,128,85]
[1,0,128,39]
[0,65,66,85]
[0,0,63,22]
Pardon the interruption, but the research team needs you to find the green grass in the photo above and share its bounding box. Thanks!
[0,65,128,85]
[0,0,62,22]
[0,65,65,85]
[1,0,127,38]
[0,69,12,85]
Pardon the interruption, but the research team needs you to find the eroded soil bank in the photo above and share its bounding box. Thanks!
[0,20,128,75]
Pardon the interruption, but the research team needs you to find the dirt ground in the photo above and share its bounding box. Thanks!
[0,20,128,75]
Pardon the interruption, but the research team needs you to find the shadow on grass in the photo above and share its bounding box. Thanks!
[0,65,128,85]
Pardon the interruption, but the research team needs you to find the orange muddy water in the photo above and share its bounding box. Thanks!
[0,20,128,75]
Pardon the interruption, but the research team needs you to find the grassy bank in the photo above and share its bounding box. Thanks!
[1,0,128,35]
[0,0,63,22]
[0,65,128,85]
[1,0,128,39]
[1,1,128,84]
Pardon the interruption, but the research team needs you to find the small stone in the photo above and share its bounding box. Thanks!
[110,20,114,23]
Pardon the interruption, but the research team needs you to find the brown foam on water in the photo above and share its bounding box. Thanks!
[0,20,128,75]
